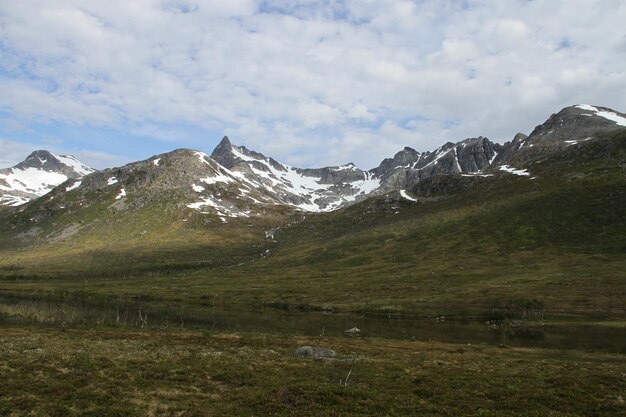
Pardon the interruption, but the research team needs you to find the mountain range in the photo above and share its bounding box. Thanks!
[2,104,625,222]
[0,103,625,318]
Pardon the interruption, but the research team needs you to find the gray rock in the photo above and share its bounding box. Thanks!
[373,137,500,193]
[370,146,421,177]
[294,346,336,358]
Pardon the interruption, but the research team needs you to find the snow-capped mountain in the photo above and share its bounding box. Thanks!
[0,150,94,206]
[4,104,625,222]
[210,136,380,211]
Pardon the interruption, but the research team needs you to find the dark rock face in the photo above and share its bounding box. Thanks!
[455,137,501,173]
[371,147,421,177]
[296,166,366,184]
[210,136,236,168]
[373,137,500,193]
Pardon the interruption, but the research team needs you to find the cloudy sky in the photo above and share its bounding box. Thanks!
[1,0,625,169]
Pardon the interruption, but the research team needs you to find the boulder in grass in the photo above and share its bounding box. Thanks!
[294,346,336,358]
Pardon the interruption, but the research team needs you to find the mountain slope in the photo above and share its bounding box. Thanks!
[241,129,626,316]
[0,104,624,318]
[493,104,626,166]
[0,150,94,206]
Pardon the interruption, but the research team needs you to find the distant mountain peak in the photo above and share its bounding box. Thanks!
[0,150,94,206]
[491,104,626,167]
[210,136,237,168]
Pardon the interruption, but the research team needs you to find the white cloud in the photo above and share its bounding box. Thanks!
[0,139,39,168]
[71,149,128,170]
[0,0,625,169]
[0,138,127,170]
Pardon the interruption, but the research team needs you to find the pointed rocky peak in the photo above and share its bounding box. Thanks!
[218,135,231,146]
[439,141,456,151]
[21,150,56,167]
[210,136,236,168]
[210,136,274,171]
[17,150,60,171]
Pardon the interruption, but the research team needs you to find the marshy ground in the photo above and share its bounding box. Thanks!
[1,326,625,417]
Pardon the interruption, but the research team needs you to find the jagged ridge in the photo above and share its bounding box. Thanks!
[2,104,625,219]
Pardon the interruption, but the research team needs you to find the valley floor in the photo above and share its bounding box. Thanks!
[1,325,625,416]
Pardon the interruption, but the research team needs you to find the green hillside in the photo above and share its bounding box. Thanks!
[0,131,624,319]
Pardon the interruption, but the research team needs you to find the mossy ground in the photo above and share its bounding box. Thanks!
[1,326,624,417]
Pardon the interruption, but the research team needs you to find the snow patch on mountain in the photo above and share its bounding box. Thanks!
[334,163,358,171]
[0,195,30,206]
[52,153,94,176]
[187,194,250,218]
[400,190,418,202]
[0,168,68,196]
[342,175,381,203]
[227,144,380,212]
[576,104,626,127]
[66,180,82,191]
[201,173,235,186]
[565,137,593,146]
[499,165,530,176]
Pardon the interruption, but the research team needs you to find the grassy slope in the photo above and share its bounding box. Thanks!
[0,132,624,318]
[204,131,626,317]
[0,184,291,279]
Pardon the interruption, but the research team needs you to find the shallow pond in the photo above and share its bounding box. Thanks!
[1,296,624,353]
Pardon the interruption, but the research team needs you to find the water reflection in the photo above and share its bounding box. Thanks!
[0,295,624,354]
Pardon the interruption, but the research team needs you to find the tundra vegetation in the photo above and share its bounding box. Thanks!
[0,132,625,415]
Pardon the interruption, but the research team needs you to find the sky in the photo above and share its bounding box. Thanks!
[1,0,625,170]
